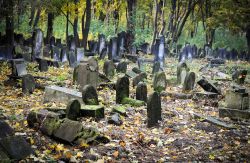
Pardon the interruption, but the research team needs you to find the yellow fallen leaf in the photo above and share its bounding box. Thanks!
[64,151,72,159]
[209,154,215,160]
[55,144,64,152]
[30,138,35,145]
[76,152,83,158]
[113,151,119,158]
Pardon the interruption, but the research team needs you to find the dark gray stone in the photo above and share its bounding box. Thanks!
[132,67,142,74]
[152,61,161,74]
[82,85,99,105]
[147,92,161,127]
[40,116,60,136]
[182,72,196,91]
[53,118,83,143]
[22,74,35,94]
[219,107,250,120]
[38,59,48,72]
[108,113,123,126]
[197,78,220,94]
[0,136,33,160]
[32,29,43,58]
[232,70,247,84]
[116,61,127,73]
[132,72,147,87]
[81,105,104,119]
[116,76,129,104]
[225,89,249,110]
[0,120,14,139]
[136,82,147,102]
[153,72,167,93]
[103,60,115,78]
[66,99,81,120]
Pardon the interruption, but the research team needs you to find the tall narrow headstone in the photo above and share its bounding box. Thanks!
[108,37,118,60]
[136,82,147,102]
[153,72,167,93]
[98,34,106,55]
[183,72,196,91]
[147,92,161,127]
[116,76,129,104]
[22,74,35,94]
[177,62,189,85]
[103,60,115,77]
[32,29,43,59]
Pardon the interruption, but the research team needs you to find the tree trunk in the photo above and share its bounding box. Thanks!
[66,4,69,45]
[82,0,91,49]
[46,13,54,44]
[5,0,14,46]
[127,0,137,53]
[33,8,41,29]
[246,26,250,55]
[73,0,79,47]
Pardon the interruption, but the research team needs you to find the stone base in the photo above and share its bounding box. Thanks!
[81,105,105,118]
[194,92,218,99]
[219,107,250,120]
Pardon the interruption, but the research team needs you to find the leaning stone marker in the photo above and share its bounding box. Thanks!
[40,116,60,136]
[0,136,33,160]
[53,118,83,143]
[136,82,147,102]
[66,99,81,120]
[22,74,36,94]
[153,72,167,93]
[183,72,196,91]
[116,76,129,104]
[197,78,220,94]
[147,92,162,127]
[82,85,99,105]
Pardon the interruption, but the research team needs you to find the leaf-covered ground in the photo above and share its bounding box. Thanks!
[0,58,250,162]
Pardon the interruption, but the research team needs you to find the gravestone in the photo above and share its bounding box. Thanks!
[51,46,61,61]
[0,45,13,60]
[116,61,127,73]
[108,113,123,126]
[60,47,68,62]
[98,34,106,55]
[147,92,161,127]
[108,37,118,60]
[76,48,84,62]
[232,70,248,84]
[153,72,167,93]
[49,36,56,47]
[197,78,220,94]
[82,85,99,105]
[81,105,104,119]
[103,60,115,77]
[11,59,27,77]
[116,76,129,104]
[32,29,43,59]
[136,82,147,102]
[42,45,51,58]
[152,61,161,74]
[22,74,35,94]
[132,72,147,87]
[117,31,126,56]
[68,50,77,68]
[177,62,189,85]
[66,99,81,120]
[37,59,49,72]
[182,72,196,91]
[99,48,107,59]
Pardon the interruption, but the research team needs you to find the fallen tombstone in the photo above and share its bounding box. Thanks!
[193,113,235,129]
[219,107,250,120]
[116,76,129,104]
[193,92,218,99]
[197,78,220,94]
[22,74,36,94]
[40,115,60,136]
[153,72,167,93]
[147,92,162,127]
[132,67,142,74]
[160,92,193,99]
[66,99,81,120]
[136,82,147,102]
[81,105,105,119]
[82,85,99,105]
[126,70,138,78]
[209,58,225,66]
[132,72,147,87]
[182,72,196,92]
[108,113,123,126]
[112,106,127,116]
[121,97,145,107]
[125,54,138,63]
[103,60,115,78]
[44,85,83,104]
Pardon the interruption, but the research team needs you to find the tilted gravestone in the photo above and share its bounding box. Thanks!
[32,29,43,59]
[197,78,220,94]
[117,31,126,57]
[153,72,167,93]
[116,76,129,104]
[103,60,115,78]
[147,92,161,127]
[66,99,81,120]
[136,82,147,102]
[182,72,196,92]
[82,85,99,105]
[116,61,127,73]
[177,62,189,85]
[22,74,36,94]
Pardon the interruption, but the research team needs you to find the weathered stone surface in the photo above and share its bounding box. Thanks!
[232,70,248,84]
[0,120,14,139]
[11,59,27,76]
[147,92,161,127]
[112,106,127,116]
[66,99,81,120]
[0,147,10,162]
[0,136,33,160]
[116,76,129,104]
[40,116,61,136]
[132,67,142,74]
[22,74,35,94]
[108,113,123,126]
[177,62,189,84]
[152,61,161,74]
[44,85,83,104]
[32,29,43,58]
[38,59,48,72]
[153,72,167,93]
[161,92,193,99]
[136,82,147,102]
[116,61,127,73]
[126,70,137,78]
[132,73,147,87]
[225,89,249,110]
[182,72,196,91]
[68,51,77,68]
[103,60,115,78]
[219,107,250,120]
[53,118,83,143]
[121,97,145,107]
[194,92,218,99]
[81,105,104,118]
[82,85,99,105]
[197,78,220,94]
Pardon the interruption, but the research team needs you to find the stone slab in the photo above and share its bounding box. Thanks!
[81,105,105,119]
[219,107,250,120]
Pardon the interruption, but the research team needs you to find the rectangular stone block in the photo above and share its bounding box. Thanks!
[81,105,104,118]
[44,85,83,104]
[219,107,250,120]
[225,90,249,110]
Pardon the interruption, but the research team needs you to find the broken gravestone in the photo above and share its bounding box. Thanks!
[22,74,36,94]
[116,76,129,104]
[103,60,115,78]
[153,72,167,93]
[136,82,147,102]
[197,78,220,94]
[147,92,162,127]
[183,72,196,92]
[82,85,99,105]
[66,99,81,120]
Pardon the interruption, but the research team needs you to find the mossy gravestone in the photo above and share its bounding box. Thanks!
[136,82,147,102]
[66,99,81,120]
[82,85,99,105]
[132,72,147,87]
[22,74,36,94]
[116,76,129,104]
[103,60,115,77]
[147,92,162,127]
[117,61,127,73]
[153,72,167,93]
[183,72,196,92]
